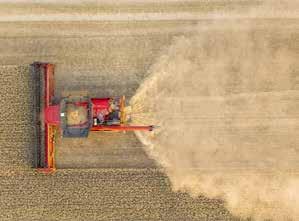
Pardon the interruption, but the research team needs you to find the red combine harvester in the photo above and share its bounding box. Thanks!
[31,62,154,174]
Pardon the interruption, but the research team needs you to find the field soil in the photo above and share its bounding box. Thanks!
[0,65,236,220]
[0,1,298,220]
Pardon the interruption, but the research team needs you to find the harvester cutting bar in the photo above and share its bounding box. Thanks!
[31,62,56,173]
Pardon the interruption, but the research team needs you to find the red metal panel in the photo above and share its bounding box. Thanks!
[42,63,56,173]
[45,123,49,168]
[45,105,60,125]
[47,125,56,170]
[39,124,56,174]
[91,98,110,118]
[91,125,154,132]
[44,64,55,106]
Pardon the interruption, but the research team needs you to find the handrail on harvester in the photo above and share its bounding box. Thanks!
[91,125,155,132]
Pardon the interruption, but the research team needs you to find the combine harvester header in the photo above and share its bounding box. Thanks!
[31,62,155,174]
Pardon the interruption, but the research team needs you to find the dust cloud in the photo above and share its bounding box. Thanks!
[130,21,299,221]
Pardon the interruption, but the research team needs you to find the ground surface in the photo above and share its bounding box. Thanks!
[0,1,298,221]
[0,65,236,221]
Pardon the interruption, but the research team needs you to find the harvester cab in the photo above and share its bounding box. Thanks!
[31,62,154,174]
[59,96,91,138]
